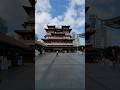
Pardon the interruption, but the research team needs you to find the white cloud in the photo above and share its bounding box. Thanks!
[62,0,85,32]
[70,0,85,6]
[35,0,51,12]
[35,12,52,39]
[35,0,85,40]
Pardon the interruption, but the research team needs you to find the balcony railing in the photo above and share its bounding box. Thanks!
[45,43,73,45]
[46,37,71,39]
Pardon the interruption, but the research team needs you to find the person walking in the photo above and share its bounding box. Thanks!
[56,51,59,56]
[81,47,84,55]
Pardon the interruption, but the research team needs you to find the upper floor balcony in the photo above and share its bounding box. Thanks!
[45,43,73,46]
[46,36,71,39]
[51,32,65,35]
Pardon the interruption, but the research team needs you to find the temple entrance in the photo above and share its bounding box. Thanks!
[53,48,63,52]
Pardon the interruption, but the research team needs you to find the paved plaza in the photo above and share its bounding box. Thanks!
[1,52,120,90]
[35,53,85,90]
[86,63,120,90]
[0,63,34,90]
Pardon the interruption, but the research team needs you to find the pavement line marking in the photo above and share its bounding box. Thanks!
[38,55,57,81]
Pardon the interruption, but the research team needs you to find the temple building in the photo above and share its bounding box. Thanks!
[14,0,35,62]
[15,0,35,48]
[42,25,76,53]
[0,0,36,71]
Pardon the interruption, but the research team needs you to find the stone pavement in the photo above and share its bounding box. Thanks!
[0,63,34,90]
[86,63,120,90]
[35,53,85,90]
[1,52,119,90]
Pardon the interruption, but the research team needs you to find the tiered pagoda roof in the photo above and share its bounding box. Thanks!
[29,0,36,6]
[14,0,35,47]
[43,25,74,41]
[15,30,34,35]
[47,25,55,28]
[15,0,35,34]
[23,6,34,16]
[62,25,70,28]
[42,38,74,41]
[44,34,72,38]
[22,21,35,28]
[45,25,72,32]
[42,25,76,52]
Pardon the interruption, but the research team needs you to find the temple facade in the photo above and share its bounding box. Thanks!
[15,0,35,48]
[0,0,36,70]
[42,25,76,53]
[14,0,35,62]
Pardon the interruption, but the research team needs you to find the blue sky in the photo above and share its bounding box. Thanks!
[50,0,69,17]
[35,0,85,45]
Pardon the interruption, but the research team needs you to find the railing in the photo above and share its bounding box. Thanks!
[46,37,71,39]
[45,43,73,45]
